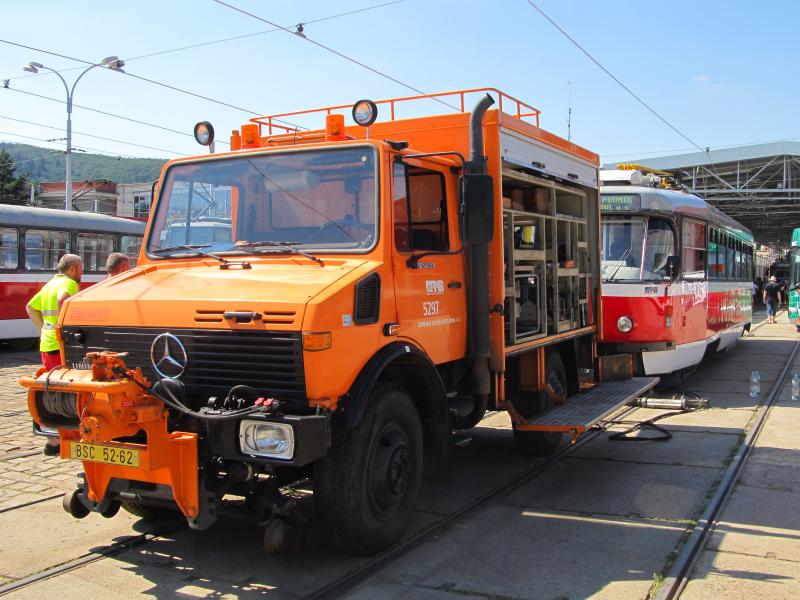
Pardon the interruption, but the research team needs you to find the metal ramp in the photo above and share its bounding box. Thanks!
[517,377,660,433]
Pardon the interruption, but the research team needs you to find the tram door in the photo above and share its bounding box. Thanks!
[678,219,708,343]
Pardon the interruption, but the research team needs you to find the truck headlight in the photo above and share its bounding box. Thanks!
[617,316,633,333]
[239,421,294,460]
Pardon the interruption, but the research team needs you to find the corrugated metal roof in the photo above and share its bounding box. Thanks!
[608,141,800,170]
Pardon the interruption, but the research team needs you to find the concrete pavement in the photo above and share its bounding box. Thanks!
[682,319,800,599]
[1,310,799,599]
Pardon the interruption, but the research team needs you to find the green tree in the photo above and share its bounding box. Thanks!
[0,149,30,205]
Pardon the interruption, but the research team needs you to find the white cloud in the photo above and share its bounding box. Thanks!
[692,74,712,83]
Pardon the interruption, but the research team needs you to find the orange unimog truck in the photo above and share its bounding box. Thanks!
[21,89,657,554]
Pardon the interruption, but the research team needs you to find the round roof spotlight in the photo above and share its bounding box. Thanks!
[352,99,378,127]
[194,121,215,146]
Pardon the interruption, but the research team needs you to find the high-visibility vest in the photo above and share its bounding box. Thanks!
[27,274,78,352]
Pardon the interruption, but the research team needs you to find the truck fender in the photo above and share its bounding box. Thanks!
[335,341,451,472]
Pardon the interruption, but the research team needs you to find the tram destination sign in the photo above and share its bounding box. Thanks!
[601,193,641,212]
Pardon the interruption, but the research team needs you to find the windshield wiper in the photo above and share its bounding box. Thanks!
[151,244,228,264]
[235,240,324,266]
[604,248,632,282]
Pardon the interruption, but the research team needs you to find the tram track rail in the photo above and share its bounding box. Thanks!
[0,400,642,598]
[0,521,182,597]
[0,323,784,598]
[302,403,644,600]
[653,336,800,600]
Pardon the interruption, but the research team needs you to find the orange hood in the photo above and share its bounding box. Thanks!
[62,258,370,330]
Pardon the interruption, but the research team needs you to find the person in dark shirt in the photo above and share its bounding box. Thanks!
[763,275,782,324]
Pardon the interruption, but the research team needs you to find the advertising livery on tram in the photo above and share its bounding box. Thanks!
[599,166,754,376]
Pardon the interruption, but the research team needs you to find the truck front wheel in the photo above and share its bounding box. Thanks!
[314,382,423,555]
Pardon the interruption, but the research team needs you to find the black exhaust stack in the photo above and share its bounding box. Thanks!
[465,93,495,397]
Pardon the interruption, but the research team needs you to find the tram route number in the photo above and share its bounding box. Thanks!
[423,301,440,316]
[69,442,140,467]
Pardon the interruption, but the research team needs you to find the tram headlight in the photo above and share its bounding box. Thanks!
[617,316,634,333]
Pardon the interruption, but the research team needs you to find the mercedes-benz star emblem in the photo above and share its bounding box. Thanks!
[150,333,188,379]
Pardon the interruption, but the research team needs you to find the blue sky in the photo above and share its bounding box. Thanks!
[1,0,796,164]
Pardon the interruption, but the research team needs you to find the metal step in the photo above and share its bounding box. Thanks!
[516,377,660,433]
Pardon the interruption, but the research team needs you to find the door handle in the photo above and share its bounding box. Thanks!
[448,281,462,289]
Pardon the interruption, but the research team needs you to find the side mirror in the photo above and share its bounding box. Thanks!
[665,255,681,280]
[460,174,494,244]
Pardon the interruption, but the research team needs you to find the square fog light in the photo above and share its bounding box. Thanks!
[239,420,294,460]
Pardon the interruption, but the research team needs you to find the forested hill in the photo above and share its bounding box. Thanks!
[1,142,166,183]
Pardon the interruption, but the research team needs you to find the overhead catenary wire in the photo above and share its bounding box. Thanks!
[2,2,411,132]
[0,38,301,130]
[2,87,201,141]
[0,130,139,159]
[10,1,408,77]
[523,0,712,160]
[0,114,187,156]
[212,0,460,113]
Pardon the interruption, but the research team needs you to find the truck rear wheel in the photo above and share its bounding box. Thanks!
[9,338,36,351]
[513,352,565,456]
[314,382,423,555]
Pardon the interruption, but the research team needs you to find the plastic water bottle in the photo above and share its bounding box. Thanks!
[750,370,761,398]
[792,374,800,402]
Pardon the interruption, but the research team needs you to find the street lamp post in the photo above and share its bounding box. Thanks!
[23,57,125,211]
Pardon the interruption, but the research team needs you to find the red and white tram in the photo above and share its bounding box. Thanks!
[1,205,144,349]
[599,167,754,376]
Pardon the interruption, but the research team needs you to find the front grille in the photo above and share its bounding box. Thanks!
[63,327,306,405]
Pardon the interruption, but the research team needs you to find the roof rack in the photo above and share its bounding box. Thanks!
[250,88,541,136]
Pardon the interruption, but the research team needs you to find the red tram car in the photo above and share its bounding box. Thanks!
[599,167,754,376]
[1,205,144,348]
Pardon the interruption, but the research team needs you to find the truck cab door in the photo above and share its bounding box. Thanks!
[391,159,467,364]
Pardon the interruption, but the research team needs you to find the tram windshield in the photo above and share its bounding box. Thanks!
[602,217,675,281]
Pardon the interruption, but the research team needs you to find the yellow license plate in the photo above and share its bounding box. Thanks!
[69,442,140,468]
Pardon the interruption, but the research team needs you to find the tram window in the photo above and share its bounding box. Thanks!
[120,235,141,267]
[681,219,706,280]
[1,227,18,270]
[25,229,70,271]
[77,233,115,272]
[734,247,742,279]
[708,229,720,279]
[726,242,735,280]
[718,236,728,278]
[643,218,674,278]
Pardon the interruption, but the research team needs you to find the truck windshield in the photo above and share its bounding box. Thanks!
[147,147,378,255]
[602,217,675,281]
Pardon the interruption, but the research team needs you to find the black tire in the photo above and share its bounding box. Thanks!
[9,338,36,351]
[451,395,487,430]
[513,352,565,456]
[62,489,89,519]
[120,500,176,520]
[314,382,423,555]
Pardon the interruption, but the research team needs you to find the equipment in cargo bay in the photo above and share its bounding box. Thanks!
[21,88,657,555]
